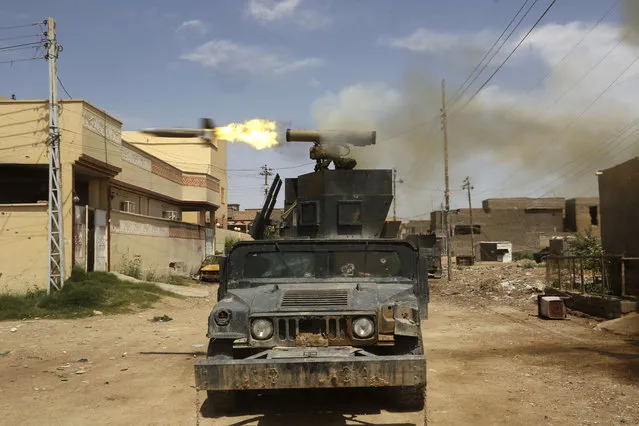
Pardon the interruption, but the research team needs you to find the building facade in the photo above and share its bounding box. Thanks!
[0,98,227,293]
[429,197,599,256]
[598,157,639,297]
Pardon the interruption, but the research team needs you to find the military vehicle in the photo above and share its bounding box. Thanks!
[194,129,429,413]
[404,233,443,278]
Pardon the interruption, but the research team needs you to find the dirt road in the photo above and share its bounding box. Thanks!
[0,286,637,425]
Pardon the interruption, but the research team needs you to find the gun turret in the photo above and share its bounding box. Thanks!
[285,129,376,171]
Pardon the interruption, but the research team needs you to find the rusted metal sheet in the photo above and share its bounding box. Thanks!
[194,354,426,391]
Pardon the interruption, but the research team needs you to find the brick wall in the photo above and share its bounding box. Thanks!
[430,198,567,255]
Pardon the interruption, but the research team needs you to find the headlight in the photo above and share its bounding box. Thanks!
[214,309,231,326]
[352,317,375,339]
[251,319,274,340]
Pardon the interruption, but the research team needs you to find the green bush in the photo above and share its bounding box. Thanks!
[225,236,240,252]
[0,267,177,321]
[120,254,143,279]
[519,260,536,269]
[568,231,604,270]
[513,251,534,261]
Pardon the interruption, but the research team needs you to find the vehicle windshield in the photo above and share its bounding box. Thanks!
[227,243,416,286]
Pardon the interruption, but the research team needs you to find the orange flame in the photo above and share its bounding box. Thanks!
[214,119,278,150]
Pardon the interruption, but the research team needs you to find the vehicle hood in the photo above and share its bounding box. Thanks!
[225,281,416,314]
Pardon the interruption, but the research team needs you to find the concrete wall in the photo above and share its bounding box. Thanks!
[0,204,48,293]
[598,158,639,297]
[431,198,566,254]
[110,211,206,277]
[0,100,50,165]
[564,198,600,236]
[215,228,252,254]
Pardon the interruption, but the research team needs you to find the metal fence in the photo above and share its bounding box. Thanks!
[546,255,639,297]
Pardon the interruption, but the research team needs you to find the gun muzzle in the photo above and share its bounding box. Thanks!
[285,129,376,146]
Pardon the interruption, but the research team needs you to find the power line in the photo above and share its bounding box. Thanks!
[486,1,626,192]
[451,0,558,118]
[0,34,42,42]
[449,0,537,106]
[57,76,71,98]
[0,55,44,65]
[533,117,639,197]
[0,22,41,31]
[0,41,44,51]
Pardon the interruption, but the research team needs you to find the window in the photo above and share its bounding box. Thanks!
[120,201,135,213]
[454,224,481,235]
[589,206,599,226]
[299,201,319,226]
[240,250,407,280]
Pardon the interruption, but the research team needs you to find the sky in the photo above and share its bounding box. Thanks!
[1,0,638,220]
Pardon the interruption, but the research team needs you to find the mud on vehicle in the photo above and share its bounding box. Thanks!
[195,239,428,412]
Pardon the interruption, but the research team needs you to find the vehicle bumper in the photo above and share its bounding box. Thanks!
[194,348,426,391]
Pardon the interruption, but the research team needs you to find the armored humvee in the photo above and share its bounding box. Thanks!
[194,130,429,412]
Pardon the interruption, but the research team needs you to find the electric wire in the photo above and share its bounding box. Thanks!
[57,76,71,98]
[449,0,537,106]
[451,0,559,119]
[0,23,41,31]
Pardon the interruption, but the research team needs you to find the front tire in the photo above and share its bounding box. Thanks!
[390,334,426,412]
[205,339,237,414]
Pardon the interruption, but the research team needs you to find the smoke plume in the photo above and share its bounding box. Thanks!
[310,21,639,217]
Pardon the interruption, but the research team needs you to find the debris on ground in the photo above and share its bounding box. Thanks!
[151,315,173,322]
[434,261,547,308]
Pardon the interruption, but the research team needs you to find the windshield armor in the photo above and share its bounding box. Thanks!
[227,242,416,288]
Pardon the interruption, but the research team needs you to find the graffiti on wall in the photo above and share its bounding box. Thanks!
[110,218,170,237]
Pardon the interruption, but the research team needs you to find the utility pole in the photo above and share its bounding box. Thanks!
[462,176,475,261]
[441,79,452,281]
[392,168,403,221]
[259,164,273,201]
[45,17,65,293]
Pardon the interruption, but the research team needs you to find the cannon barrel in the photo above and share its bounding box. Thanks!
[285,129,376,146]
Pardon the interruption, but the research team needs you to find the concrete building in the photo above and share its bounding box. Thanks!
[564,197,600,237]
[227,204,284,233]
[598,157,639,297]
[399,220,431,238]
[430,198,569,255]
[0,98,227,293]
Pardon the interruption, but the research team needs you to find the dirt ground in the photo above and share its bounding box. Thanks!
[1,270,638,425]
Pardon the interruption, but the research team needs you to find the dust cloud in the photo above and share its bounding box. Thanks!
[309,25,639,216]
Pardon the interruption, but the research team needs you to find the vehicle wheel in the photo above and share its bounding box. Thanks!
[390,334,426,411]
[206,339,237,414]
[393,383,426,411]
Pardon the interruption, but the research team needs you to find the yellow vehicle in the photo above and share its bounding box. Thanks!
[200,256,224,283]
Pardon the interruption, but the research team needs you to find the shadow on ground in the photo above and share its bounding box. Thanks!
[200,388,420,426]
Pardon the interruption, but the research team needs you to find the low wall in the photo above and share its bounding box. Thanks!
[110,211,206,277]
[0,204,49,293]
[545,288,638,319]
[215,228,252,254]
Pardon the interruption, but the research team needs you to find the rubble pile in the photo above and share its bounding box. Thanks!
[433,261,547,307]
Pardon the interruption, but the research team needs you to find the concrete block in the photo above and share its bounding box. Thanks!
[538,296,567,319]
[620,300,638,314]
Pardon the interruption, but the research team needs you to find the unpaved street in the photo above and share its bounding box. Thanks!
[0,282,637,425]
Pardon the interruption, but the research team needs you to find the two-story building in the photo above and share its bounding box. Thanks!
[0,97,227,293]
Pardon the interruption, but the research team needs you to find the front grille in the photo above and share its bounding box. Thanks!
[276,316,350,345]
[280,289,349,308]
